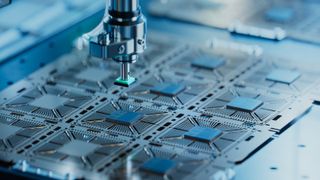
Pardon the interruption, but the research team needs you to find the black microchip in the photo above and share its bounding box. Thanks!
[191,56,225,70]
[227,97,263,112]
[106,110,144,125]
[266,69,301,84]
[150,83,186,97]
[58,140,98,156]
[184,126,222,143]
[0,124,20,139]
[30,95,68,109]
[265,7,294,23]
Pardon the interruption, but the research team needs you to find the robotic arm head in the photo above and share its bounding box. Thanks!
[89,0,147,87]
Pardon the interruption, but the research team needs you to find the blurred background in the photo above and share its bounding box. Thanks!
[0,0,319,179]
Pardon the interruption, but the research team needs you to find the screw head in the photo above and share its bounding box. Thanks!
[138,39,145,45]
[118,45,125,54]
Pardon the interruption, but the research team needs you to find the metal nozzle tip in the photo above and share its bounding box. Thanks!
[116,62,136,87]
[114,76,136,87]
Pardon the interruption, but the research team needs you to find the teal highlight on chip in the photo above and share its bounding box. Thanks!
[114,76,136,87]
[150,83,185,97]
[266,69,301,84]
[141,158,177,175]
[227,97,263,112]
[106,110,143,125]
[191,56,225,70]
[184,126,222,143]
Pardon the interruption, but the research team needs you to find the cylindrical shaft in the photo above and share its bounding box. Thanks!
[109,0,139,12]
[120,63,130,81]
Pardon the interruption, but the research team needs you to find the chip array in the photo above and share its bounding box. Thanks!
[0,33,315,179]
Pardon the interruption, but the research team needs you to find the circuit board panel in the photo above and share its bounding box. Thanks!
[0,32,316,179]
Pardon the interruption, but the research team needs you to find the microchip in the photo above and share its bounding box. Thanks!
[184,126,222,143]
[150,83,186,97]
[191,56,225,70]
[106,110,144,125]
[75,68,111,82]
[266,69,301,84]
[58,140,98,156]
[265,7,294,23]
[227,97,263,112]
[141,158,177,175]
[30,95,69,109]
[0,124,20,139]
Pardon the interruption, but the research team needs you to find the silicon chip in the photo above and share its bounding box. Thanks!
[30,95,69,109]
[0,124,20,139]
[227,97,263,112]
[265,7,294,23]
[191,56,225,70]
[184,126,222,143]
[150,83,185,97]
[141,158,176,175]
[266,69,301,84]
[106,110,143,125]
[58,140,98,156]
